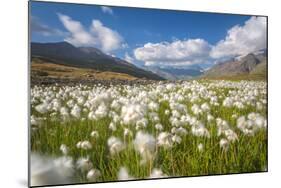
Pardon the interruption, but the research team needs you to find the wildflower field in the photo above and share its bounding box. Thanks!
[30,80,267,186]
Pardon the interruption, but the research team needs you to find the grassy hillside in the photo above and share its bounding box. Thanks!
[250,62,267,77]
[31,57,137,81]
[31,42,164,80]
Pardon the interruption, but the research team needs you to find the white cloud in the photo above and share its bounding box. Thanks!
[90,20,123,52]
[124,52,134,64]
[57,13,123,52]
[31,16,65,36]
[101,6,114,15]
[133,16,267,68]
[134,39,212,67]
[210,16,267,59]
[57,13,95,45]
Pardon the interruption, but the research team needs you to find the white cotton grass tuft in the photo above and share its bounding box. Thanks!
[136,118,148,130]
[87,169,101,182]
[77,96,85,105]
[197,143,204,152]
[76,156,93,172]
[149,112,160,123]
[157,132,173,148]
[155,123,163,131]
[66,99,75,108]
[90,130,99,138]
[223,97,233,107]
[60,107,69,119]
[171,127,187,136]
[117,167,135,180]
[237,113,267,136]
[76,142,82,148]
[133,131,156,164]
[124,128,133,137]
[88,111,97,120]
[191,104,202,115]
[59,144,68,155]
[121,104,146,126]
[94,103,108,119]
[35,103,49,114]
[31,153,74,186]
[70,105,81,118]
[109,122,117,131]
[81,141,92,150]
[76,141,92,150]
[191,121,210,138]
[149,168,167,178]
[201,103,210,112]
[219,138,229,151]
[107,136,125,155]
[224,129,238,142]
[171,134,182,144]
[31,115,44,127]
[207,114,214,122]
[148,101,159,111]
[164,109,170,115]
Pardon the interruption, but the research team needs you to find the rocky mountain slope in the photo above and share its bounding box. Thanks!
[203,51,267,79]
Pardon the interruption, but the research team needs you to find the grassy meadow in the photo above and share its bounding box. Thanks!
[30,80,267,186]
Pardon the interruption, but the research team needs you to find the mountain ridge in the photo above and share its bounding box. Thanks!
[144,65,204,80]
[203,51,267,80]
[31,41,164,80]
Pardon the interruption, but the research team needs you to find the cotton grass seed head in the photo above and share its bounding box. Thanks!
[107,136,125,155]
[157,132,173,148]
[59,144,68,155]
[197,143,204,152]
[149,168,167,178]
[219,138,229,151]
[90,130,99,138]
[76,156,93,172]
[124,128,133,137]
[77,141,92,150]
[171,134,182,144]
[87,169,101,182]
[118,167,134,180]
[134,131,156,163]
[155,123,163,131]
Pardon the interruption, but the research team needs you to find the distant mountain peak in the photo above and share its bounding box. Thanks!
[203,51,267,79]
[144,65,203,80]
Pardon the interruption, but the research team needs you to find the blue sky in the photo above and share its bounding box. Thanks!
[30,1,267,68]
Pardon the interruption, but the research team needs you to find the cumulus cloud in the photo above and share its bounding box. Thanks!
[124,52,135,64]
[210,16,267,59]
[91,20,124,52]
[57,13,94,45]
[31,16,65,36]
[101,6,114,15]
[134,39,212,67]
[133,16,267,68]
[57,13,123,52]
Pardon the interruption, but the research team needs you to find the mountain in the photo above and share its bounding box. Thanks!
[31,42,164,80]
[31,56,138,83]
[144,65,204,80]
[203,51,267,80]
